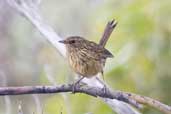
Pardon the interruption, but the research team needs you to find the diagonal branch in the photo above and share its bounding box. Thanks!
[6,0,66,57]
[0,85,170,114]
[127,93,171,114]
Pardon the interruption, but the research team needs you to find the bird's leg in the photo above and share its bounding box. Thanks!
[102,74,107,95]
[96,73,108,95]
[72,76,84,93]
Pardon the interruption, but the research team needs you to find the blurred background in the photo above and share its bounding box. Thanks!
[0,0,171,114]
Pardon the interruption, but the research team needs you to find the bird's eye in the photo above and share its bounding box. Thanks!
[70,40,75,43]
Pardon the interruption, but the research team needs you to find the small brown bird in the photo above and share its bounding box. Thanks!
[59,36,113,86]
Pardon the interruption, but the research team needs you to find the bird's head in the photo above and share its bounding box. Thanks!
[59,36,86,48]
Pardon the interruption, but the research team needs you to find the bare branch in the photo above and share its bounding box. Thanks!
[0,84,140,108]
[0,85,170,114]
[127,93,171,114]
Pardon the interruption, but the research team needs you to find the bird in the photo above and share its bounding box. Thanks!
[59,36,113,91]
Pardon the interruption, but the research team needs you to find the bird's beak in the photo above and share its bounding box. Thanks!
[59,40,67,44]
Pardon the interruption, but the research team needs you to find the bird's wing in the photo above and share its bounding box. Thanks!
[84,41,114,60]
[101,47,114,58]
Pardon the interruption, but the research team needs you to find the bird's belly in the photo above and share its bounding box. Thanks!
[69,54,102,78]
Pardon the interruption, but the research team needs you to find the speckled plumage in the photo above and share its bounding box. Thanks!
[59,36,113,78]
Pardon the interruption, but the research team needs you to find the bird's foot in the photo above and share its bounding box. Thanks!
[72,82,80,93]
[72,76,85,93]
[101,84,108,96]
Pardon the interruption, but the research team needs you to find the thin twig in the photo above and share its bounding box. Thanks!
[0,85,170,114]
[127,93,171,114]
